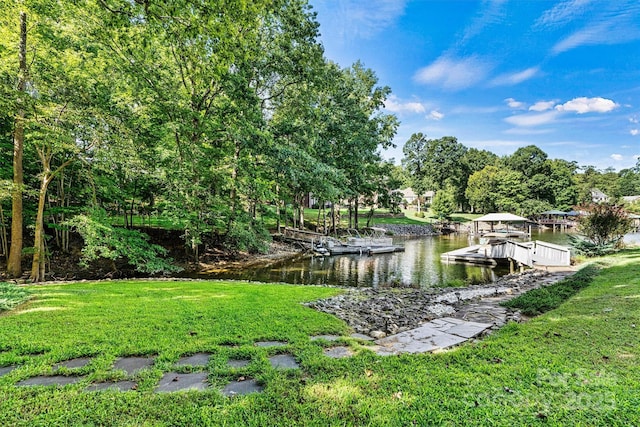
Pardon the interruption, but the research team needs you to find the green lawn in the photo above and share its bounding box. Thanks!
[1,250,639,425]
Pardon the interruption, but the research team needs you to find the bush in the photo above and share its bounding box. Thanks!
[573,203,632,256]
[65,208,181,275]
[501,264,600,316]
[414,211,425,218]
[225,216,272,254]
[0,282,31,312]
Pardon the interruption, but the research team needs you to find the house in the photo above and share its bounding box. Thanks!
[590,188,609,203]
[399,188,435,205]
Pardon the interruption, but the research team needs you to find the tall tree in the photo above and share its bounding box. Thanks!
[6,11,27,278]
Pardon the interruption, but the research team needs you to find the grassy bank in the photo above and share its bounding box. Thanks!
[1,250,639,425]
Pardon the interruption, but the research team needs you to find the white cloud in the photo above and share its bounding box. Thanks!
[555,97,618,114]
[461,0,509,43]
[631,129,639,136]
[630,117,639,124]
[384,95,426,114]
[529,100,557,112]
[491,67,540,86]
[414,55,494,90]
[428,110,444,120]
[549,2,640,54]
[610,154,623,161]
[505,98,526,109]
[319,0,407,40]
[536,0,594,28]
[504,111,559,127]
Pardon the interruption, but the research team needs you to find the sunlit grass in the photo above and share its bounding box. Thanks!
[0,250,639,425]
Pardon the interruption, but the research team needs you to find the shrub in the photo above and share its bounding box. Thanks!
[0,282,31,312]
[501,264,600,316]
[65,208,181,275]
[573,202,632,256]
[225,216,272,254]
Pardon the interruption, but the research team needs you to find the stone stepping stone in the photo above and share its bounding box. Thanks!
[375,324,468,355]
[155,372,209,393]
[323,346,354,359]
[86,380,138,392]
[269,354,299,369]
[53,357,92,370]
[175,353,211,367]
[113,356,154,376]
[16,375,83,387]
[227,359,251,369]
[350,333,374,341]
[221,378,263,397]
[310,335,340,342]
[255,341,287,348]
[0,365,18,377]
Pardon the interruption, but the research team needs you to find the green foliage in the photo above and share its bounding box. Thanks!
[501,264,600,315]
[225,215,272,254]
[0,282,31,311]
[414,211,425,218]
[430,186,456,219]
[574,202,632,252]
[65,209,180,274]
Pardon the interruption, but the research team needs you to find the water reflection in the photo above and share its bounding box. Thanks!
[200,230,640,288]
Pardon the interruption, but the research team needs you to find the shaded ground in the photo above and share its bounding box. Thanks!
[0,228,302,282]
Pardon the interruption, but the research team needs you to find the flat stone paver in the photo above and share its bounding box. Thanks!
[269,354,299,369]
[227,359,251,369]
[310,335,340,342]
[113,356,154,376]
[0,366,18,376]
[323,346,354,359]
[86,380,138,392]
[374,317,492,355]
[175,353,211,367]
[53,357,92,370]
[155,372,209,393]
[16,375,83,387]
[221,378,264,397]
[255,341,287,348]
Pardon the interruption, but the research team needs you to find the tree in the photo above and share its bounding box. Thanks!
[505,145,549,179]
[6,11,28,278]
[571,202,632,256]
[402,133,429,211]
[431,185,456,220]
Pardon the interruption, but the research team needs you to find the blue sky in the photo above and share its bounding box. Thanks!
[309,0,640,171]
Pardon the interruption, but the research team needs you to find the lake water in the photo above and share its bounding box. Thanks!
[202,230,640,288]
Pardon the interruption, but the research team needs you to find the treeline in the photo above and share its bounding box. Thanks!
[402,134,640,216]
[0,1,399,280]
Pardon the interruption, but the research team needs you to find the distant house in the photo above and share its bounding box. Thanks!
[399,188,434,205]
[590,188,609,203]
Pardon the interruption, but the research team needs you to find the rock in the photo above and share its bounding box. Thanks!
[370,330,386,339]
[305,269,575,338]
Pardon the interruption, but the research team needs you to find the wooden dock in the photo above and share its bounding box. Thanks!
[441,240,571,268]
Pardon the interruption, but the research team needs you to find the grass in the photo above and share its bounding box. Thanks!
[1,250,639,425]
[0,283,31,312]
[502,263,602,315]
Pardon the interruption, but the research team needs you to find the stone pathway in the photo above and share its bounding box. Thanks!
[374,317,492,355]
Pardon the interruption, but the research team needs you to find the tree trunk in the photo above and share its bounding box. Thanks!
[0,204,8,260]
[354,198,359,230]
[30,172,52,282]
[7,11,28,278]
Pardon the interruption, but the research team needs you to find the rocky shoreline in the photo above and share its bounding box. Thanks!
[375,223,438,236]
[305,269,575,338]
